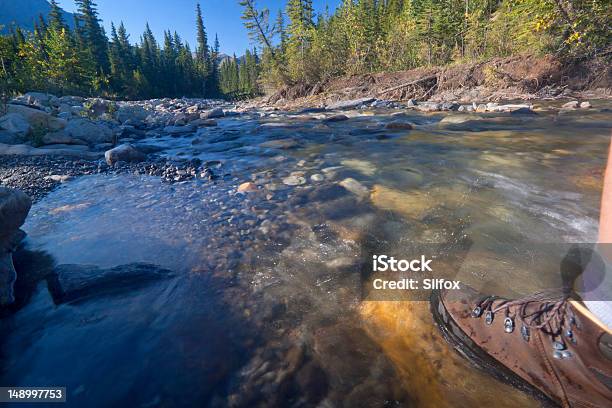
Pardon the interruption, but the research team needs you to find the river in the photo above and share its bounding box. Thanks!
[1,102,611,407]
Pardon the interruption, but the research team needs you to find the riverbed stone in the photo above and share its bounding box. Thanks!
[283,175,307,186]
[339,178,369,199]
[0,188,32,306]
[62,118,114,144]
[47,263,174,304]
[42,130,88,146]
[237,182,258,193]
[324,114,349,123]
[201,107,225,119]
[562,101,579,109]
[0,130,21,144]
[580,101,592,109]
[104,144,146,166]
[385,121,413,130]
[7,104,67,131]
[260,139,299,149]
[0,113,32,136]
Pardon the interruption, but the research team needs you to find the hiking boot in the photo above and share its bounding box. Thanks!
[431,286,612,407]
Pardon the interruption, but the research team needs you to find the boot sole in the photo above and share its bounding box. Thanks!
[430,289,559,407]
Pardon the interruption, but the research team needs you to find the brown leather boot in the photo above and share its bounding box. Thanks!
[431,286,612,407]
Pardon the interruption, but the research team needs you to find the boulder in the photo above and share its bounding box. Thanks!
[580,101,592,109]
[385,121,413,130]
[47,263,174,304]
[200,107,225,119]
[0,130,21,144]
[0,143,102,158]
[62,118,114,144]
[562,101,580,109]
[12,92,56,108]
[115,105,149,124]
[7,104,67,131]
[42,130,88,146]
[324,114,349,123]
[326,98,376,110]
[0,113,32,136]
[0,188,32,306]
[104,144,146,166]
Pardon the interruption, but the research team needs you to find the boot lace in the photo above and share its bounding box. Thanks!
[471,289,578,359]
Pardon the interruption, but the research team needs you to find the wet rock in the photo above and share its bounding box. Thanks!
[341,159,377,176]
[190,118,217,127]
[324,114,349,123]
[327,97,376,110]
[47,263,174,304]
[237,182,258,193]
[370,184,433,219]
[259,139,299,149]
[0,187,32,306]
[310,174,324,182]
[339,178,369,199]
[7,104,67,131]
[580,101,592,109]
[509,107,537,115]
[416,102,441,112]
[385,121,413,130]
[562,101,580,109]
[438,114,523,131]
[0,113,31,136]
[104,144,146,166]
[201,107,224,119]
[283,175,306,186]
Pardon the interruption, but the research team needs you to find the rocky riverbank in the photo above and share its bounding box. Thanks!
[0,89,607,202]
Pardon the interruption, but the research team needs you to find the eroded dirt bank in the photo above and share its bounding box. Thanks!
[252,54,611,110]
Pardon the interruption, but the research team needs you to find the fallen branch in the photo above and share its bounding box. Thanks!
[377,75,437,95]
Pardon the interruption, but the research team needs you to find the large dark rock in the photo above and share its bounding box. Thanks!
[47,263,174,304]
[0,188,32,306]
[104,143,146,166]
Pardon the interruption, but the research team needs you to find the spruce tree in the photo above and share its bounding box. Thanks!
[74,0,110,75]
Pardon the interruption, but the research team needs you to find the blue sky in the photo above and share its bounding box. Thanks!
[57,0,341,55]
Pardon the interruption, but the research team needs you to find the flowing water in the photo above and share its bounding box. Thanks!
[1,103,611,407]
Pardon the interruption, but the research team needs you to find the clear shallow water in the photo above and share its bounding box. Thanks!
[1,103,611,407]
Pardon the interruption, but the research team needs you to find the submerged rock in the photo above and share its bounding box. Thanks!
[237,182,258,193]
[47,263,174,304]
[339,178,369,199]
[385,121,413,130]
[104,144,146,166]
[324,114,349,123]
[0,187,32,306]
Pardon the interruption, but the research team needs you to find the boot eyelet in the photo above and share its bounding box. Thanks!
[503,317,514,333]
[553,341,566,351]
[521,325,530,342]
[471,306,483,318]
[485,311,494,325]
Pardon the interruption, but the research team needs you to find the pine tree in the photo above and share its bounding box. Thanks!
[48,0,66,31]
[195,3,210,94]
[74,0,110,76]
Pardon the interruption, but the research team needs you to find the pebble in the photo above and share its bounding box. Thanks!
[283,175,306,186]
